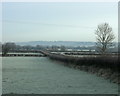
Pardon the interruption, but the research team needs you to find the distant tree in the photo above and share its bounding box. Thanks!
[2,42,16,55]
[15,45,22,51]
[95,23,115,54]
[52,45,58,51]
[36,45,44,50]
[60,46,66,51]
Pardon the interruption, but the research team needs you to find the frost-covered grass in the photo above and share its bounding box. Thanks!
[2,57,118,94]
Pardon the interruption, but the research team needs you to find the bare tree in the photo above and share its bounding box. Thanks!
[95,23,115,54]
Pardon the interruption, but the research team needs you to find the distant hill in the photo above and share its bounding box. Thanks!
[16,41,96,47]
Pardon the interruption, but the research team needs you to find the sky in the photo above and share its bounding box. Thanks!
[2,2,118,42]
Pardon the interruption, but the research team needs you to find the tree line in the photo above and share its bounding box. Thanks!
[0,23,117,56]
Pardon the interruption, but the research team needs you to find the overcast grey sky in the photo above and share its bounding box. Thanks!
[2,2,118,42]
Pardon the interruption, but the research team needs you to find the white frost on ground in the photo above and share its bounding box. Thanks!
[2,57,118,94]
